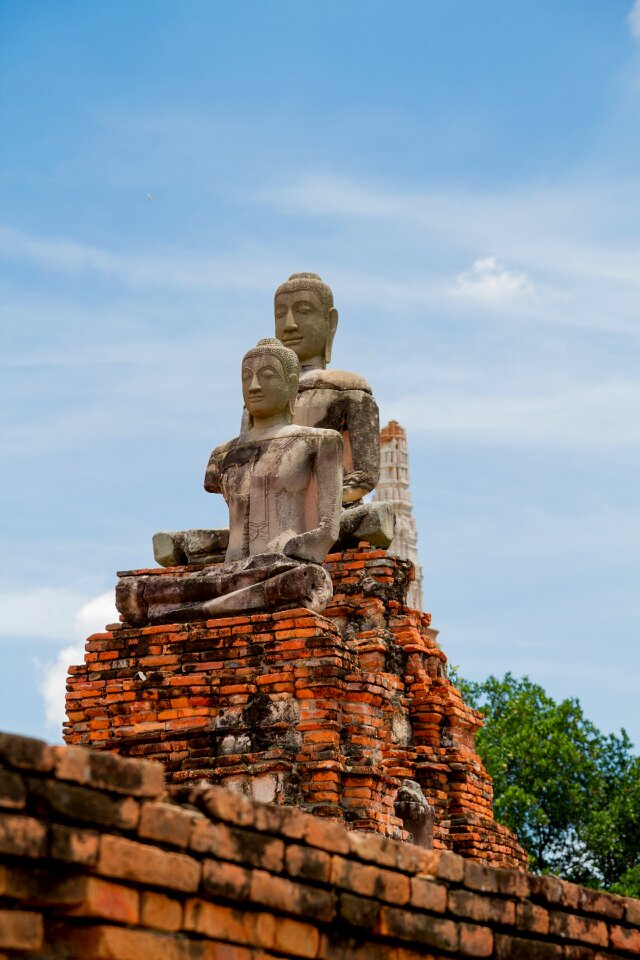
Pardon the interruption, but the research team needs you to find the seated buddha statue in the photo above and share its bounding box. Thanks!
[152,274,391,568]
[273,271,380,505]
[117,339,342,625]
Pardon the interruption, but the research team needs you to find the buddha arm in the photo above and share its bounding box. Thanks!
[342,389,380,502]
[282,430,343,564]
[204,444,226,494]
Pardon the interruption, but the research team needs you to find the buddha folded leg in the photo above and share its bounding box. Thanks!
[334,500,395,550]
[152,529,229,566]
[115,552,332,626]
[201,562,332,617]
[135,337,342,623]
[152,500,395,568]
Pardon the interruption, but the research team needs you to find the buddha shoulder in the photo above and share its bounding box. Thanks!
[266,424,343,446]
[298,369,372,394]
[204,437,237,492]
[208,437,237,460]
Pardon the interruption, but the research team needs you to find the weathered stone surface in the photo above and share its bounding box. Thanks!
[273,272,380,504]
[294,372,380,504]
[119,338,342,623]
[335,500,395,550]
[201,560,332,617]
[118,554,333,625]
[152,529,229,567]
[162,500,395,570]
[394,779,434,849]
[205,427,341,565]
[157,272,384,567]
[209,339,342,569]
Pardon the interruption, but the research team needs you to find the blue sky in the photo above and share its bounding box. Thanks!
[1,0,639,747]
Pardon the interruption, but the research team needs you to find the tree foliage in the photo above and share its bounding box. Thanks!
[453,670,640,895]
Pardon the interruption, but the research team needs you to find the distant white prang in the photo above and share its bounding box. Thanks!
[372,420,424,611]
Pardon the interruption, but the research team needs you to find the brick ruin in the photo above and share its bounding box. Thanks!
[65,546,525,868]
[1,732,639,959]
[5,434,639,957]
[3,268,636,955]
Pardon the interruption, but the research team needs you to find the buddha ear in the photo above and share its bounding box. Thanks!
[288,372,299,390]
[324,308,338,365]
[287,373,299,420]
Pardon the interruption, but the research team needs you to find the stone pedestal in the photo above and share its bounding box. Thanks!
[65,547,526,866]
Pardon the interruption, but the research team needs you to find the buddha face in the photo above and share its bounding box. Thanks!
[274,289,338,368]
[242,354,297,421]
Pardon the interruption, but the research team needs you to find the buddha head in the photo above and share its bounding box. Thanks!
[274,272,339,370]
[241,338,300,426]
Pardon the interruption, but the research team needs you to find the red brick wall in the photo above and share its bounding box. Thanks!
[1,733,638,959]
[64,547,524,867]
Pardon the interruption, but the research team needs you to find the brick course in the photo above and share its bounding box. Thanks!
[1,731,638,959]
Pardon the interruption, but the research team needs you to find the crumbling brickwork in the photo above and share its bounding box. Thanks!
[1,732,639,959]
[65,547,523,866]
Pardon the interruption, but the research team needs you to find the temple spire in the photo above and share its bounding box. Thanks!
[372,420,424,610]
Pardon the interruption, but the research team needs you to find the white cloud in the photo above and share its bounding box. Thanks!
[431,505,640,564]
[0,587,93,642]
[3,169,640,340]
[0,226,121,275]
[452,256,535,303]
[629,0,640,39]
[0,223,284,292]
[264,174,640,291]
[38,643,86,732]
[74,592,119,638]
[0,584,117,739]
[388,379,640,447]
[35,591,118,737]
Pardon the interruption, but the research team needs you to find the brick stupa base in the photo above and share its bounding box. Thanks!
[65,547,526,868]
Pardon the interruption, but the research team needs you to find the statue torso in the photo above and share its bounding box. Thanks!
[237,369,380,505]
[294,369,379,503]
[209,426,340,560]
[295,369,373,426]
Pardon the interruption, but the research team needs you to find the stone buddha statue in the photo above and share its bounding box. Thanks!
[271,272,392,547]
[273,272,380,505]
[117,339,342,624]
[152,273,392,568]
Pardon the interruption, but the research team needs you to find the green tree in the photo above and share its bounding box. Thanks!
[452,670,640,894]
[586,754,640,890]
